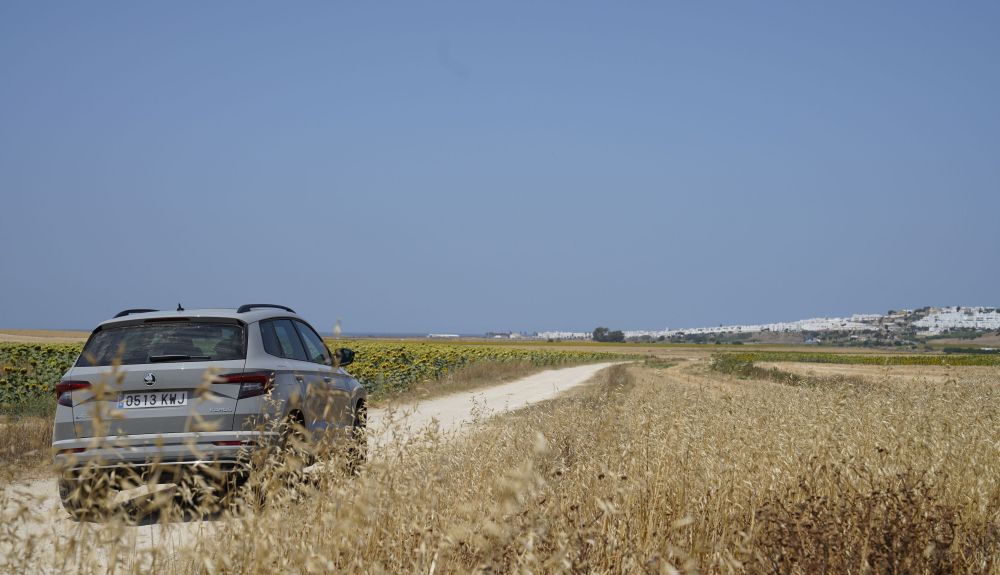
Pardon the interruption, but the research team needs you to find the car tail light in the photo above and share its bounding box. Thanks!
[55,380,91,407]
[215,371,275,399]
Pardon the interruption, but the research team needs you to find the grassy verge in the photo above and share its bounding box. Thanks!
[641,356,678,369]
[1,395,56,419]
[0,397,55,479]
[0,416,51,480]
[709,353,874,389]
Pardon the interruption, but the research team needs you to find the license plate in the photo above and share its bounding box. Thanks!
[117,391,188,409]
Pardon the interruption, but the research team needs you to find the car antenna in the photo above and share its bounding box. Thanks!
[177,303,184,311]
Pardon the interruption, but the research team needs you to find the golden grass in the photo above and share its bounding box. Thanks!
[0,416,51,480]
[3,362,1000,573]
[181,363,1000,573]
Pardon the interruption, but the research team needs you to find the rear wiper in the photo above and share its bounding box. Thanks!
[148,354,211,363]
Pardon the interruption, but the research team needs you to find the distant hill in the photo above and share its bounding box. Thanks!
[539,306,1000,348]
[657,306,1000,348]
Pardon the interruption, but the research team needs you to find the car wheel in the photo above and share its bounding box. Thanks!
[58,474,112,522]
[346,401,368,475]
[277,412,315,471]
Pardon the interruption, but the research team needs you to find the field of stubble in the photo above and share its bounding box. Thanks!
[2,358,999,574]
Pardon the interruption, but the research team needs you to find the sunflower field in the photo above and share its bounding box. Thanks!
[0,344,82,408]
[0,340,628,408]
[326,339,627,395]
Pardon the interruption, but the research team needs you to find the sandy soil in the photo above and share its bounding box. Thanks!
[0,329,89,343]
[0,362,622,568]
[757,361,1000,385]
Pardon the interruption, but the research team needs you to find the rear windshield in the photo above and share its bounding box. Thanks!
[76,321,246,366]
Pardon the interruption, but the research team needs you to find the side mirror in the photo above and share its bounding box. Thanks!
[334,347,355,367]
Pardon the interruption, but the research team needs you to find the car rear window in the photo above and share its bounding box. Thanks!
[76,321,246,366]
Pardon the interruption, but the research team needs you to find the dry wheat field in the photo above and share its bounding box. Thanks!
[2,357,1000,574]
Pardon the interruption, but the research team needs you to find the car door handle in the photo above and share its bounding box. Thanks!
[322,377,333,383]
[295,375,305,383]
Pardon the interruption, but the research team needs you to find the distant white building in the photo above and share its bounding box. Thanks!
[913,306,1000,334]
[623,328,671,339]
[536,331,591,340]
[532,306,1000,341]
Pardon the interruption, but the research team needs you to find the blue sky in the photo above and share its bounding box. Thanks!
[1,2,998,333]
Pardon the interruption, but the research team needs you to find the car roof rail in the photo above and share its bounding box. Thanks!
[113,308,159,318]
[237,304,296,314]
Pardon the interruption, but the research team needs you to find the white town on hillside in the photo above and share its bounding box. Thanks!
[532,306,1000,341]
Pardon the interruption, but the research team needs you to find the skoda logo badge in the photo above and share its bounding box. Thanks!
[144,373,156,386]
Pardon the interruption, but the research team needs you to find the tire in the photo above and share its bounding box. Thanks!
[58,474,111,522]
[175,471,243,516]
[346,401,368,475]
[277,412,314,472]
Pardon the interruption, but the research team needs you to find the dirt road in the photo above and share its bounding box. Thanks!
[367,362,621,448]
[0,362,621,569]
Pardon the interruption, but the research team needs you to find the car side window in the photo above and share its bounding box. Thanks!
[259,321,283,358]
[271,319,308,361]
[294,320,332,365]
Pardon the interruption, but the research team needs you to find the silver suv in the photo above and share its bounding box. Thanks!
[52,304,367,517]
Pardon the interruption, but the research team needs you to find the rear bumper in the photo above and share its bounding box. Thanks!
[52,430,279,472]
